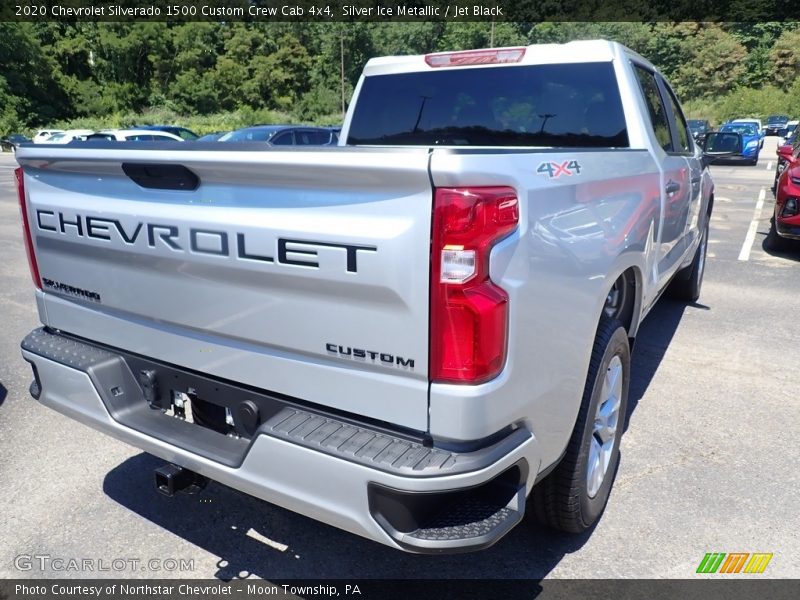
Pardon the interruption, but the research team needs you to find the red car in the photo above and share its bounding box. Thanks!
[768,164,800,250]
[774,132,800,188]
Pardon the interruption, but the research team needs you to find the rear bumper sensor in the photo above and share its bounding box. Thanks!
[21,327,538,551]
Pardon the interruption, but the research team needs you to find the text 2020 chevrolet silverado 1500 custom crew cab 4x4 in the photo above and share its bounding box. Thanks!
[16,41,713,553]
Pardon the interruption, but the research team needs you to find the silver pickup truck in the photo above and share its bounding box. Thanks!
[16,40,713,553]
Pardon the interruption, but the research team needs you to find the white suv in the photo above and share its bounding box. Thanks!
[32,129,65,144]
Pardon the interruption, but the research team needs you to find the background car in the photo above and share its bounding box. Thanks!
[196,131,228,142]
[777,120,798,145]
[84,129,184,142]
[765,114,790,135]
[327,127,341,144]
[687,119,711,144]
[768,164,800,251]
[32,129,65,143]
[730,118,765,148]
[132,125,199,140]
[0,133,30,153]
[774,130,799,187]
[44,129,95,144]
[218,125,339,146]
[717,123,762,164]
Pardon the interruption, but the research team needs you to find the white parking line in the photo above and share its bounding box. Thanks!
[766,161,773,170]
[738,188,766,261]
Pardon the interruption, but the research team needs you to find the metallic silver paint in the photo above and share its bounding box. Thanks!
[17,148,435,431]
[17,40,713,547]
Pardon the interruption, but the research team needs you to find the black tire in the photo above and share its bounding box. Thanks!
[531,318,630,533]
[765,216,792,252]
[669,218,709,302]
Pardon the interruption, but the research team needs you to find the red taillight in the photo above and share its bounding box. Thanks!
[430,187,519,384]
[425,47,526,68]
[15,167,41,289]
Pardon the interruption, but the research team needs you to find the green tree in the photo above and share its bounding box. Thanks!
[437,22,526,51]
[770,28,800,91]
[0,23,71,127]
[647,24,747,100]
[724,22,798,88]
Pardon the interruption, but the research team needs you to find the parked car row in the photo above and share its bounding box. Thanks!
[85,129,184,142]
[2,124,341,151]
[681,119,799,252]
[688,116,789,167]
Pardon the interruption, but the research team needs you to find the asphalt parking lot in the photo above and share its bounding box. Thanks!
[0,139,798,581]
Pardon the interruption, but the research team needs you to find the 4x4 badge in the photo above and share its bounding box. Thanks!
[537,160,582,179]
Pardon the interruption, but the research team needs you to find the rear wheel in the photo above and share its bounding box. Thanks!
[531,318,630,533]
[669,218,709,302]
[602,271,634,327]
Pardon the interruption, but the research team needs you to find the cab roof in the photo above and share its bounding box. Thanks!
[362,40,652,77]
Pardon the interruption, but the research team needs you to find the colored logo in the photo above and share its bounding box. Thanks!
[537,160,582,179]
[696,552,773,574]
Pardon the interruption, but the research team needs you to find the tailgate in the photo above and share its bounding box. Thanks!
[16,145,433,431]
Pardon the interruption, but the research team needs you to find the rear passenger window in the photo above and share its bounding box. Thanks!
[271,132,294,145]
[662,82,692,153]
[295,131,318,145]
[633,66,672,152]
[310,130,332,145]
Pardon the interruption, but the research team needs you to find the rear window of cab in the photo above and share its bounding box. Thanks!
[347,62,628,148]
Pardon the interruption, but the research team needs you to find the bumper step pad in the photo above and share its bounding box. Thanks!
[412,499,517,541]
[22,328,530,478]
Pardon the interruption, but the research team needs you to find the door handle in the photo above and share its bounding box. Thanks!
[665,180,680,196]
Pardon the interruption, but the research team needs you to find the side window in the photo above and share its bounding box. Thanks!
[662,82,692,153]
[310,130,331,145]
[294,130,315,145]
[633,65,673,152]
[247,130,273,141]
[271,132,294,146]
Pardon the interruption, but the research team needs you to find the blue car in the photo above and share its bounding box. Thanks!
[718,123,761,165]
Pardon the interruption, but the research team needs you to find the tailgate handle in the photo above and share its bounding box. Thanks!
[122,163,199,191]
